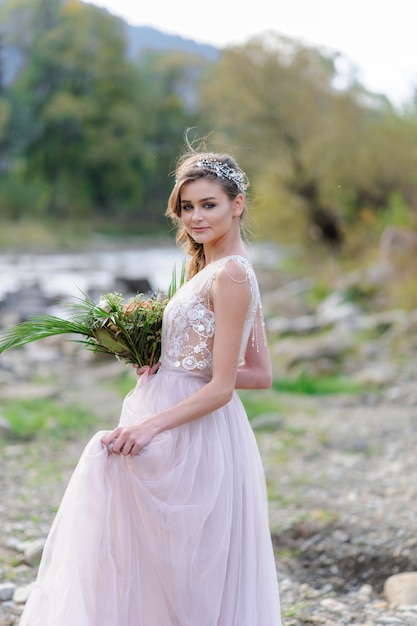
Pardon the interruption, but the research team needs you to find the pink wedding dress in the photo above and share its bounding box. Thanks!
[20,255,281,626]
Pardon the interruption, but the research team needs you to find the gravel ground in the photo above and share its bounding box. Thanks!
[0,355,417,625]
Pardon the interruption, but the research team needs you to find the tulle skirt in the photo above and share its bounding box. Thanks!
[20,367,281,625]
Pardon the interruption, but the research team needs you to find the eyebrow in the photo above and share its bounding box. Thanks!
[180,196,217,204]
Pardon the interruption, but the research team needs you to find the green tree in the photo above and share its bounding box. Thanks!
[7,0,149,221]
[136,50,206,214]
[0,0,200,228]
[199,34,417,246]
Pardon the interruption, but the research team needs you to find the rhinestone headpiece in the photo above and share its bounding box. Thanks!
[176,158,248,193]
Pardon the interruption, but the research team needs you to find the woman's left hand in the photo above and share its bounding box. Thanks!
[133,362,161,377]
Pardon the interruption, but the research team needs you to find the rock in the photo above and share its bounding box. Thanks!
[262,278,314,318]
[320,597,348,614]
[357,583,373,601]
[272,329,353,371]
[0,417,14,440]
[267,314,325,336]
[380,226,417,262]
[353,363,394,387]
[317,291,362,325]
[22,538,46,567]
[114,276,152,296]
[0,383,59,402]
[251,413,284,432]
[13,583,34,604]
[0,612,17,626]
[0,583,16,602]
[0,282,52,322]
[384,572,417,605]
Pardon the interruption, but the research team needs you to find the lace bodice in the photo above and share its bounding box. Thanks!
[161,255,263,378]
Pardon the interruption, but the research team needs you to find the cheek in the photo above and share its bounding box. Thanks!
[180,212,191,227]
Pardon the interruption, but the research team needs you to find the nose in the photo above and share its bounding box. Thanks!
[191,208,204,222]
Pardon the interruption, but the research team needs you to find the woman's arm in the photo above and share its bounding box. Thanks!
[102,260,252,456]
[235,306,272,389]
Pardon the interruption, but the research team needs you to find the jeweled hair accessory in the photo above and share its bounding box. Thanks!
[176,158,248,193]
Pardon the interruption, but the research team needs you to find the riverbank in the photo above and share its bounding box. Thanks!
[1,239,417,625]
[0,352,416,625]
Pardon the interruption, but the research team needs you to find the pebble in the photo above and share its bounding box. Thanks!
[384,572,417,606]
[320,597,348,613]
[13,585,33,605]
[0,586,15,603]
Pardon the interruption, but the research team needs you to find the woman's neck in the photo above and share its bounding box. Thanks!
[204,245,247,264]
[203,231,247,264]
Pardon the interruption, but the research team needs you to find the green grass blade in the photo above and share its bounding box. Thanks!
[0,316,93,353]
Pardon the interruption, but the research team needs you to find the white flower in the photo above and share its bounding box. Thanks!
[98,296,112,313]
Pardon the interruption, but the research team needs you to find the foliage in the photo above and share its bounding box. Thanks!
[378,191,417,231]
[272,372,367,395]
[0,2,416,255]
[3,397,96,439]
[0,0,194,226]
[0,291,167,367]
[108,370,138,398]
[199,34,417,248]
[238,389,286,421]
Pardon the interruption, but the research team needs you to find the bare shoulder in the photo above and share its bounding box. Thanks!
[211,258,251,309]
[218,256,251,284]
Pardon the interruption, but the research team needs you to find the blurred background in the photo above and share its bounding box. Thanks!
[1,0,417,370]
[0,0,416,291]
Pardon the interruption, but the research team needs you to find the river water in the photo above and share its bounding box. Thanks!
[0,242,184,302]
[0,239,282,304]
[0,240,284,356]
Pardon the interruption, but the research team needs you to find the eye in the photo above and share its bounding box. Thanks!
[181,204,193,211]
[204,202,215,209]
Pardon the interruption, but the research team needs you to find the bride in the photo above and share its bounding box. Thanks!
[20,149,282,625]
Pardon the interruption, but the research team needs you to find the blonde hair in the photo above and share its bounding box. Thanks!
[166,151,249,278]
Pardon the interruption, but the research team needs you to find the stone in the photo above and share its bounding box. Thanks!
[251,413,284,432]
[317,291,361,325]
[353,363,394,387]
[319,597,348,614]
[357,583,373,601]
[13,583,34,604]
[22,538,46,567]
[0,417,14,440]
[384,572,417,606]
[0,583,16,602]
[380,226,417,262]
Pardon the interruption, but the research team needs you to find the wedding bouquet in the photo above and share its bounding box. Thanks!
[0,263,186,367]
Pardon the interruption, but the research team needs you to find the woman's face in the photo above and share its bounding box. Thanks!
[179,179,243,247]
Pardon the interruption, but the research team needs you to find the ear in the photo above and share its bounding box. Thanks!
[232,194,244,217]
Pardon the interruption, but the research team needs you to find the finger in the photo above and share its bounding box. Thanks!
[136,365,149,376]
[120,441,135,456]
[111,437,125,454]
[111,430,133,455]
[130,443,142,456]
[101,428,121,448]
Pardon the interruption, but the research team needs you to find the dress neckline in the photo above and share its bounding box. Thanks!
[206,254,250,268]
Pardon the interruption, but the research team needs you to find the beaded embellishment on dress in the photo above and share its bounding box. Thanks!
[166,291,215,371]
[162,255,264,376]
